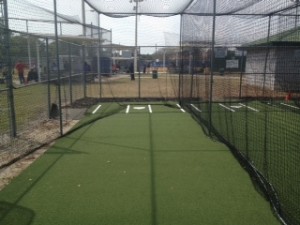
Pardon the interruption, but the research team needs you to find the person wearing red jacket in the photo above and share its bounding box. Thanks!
[15,60,26,84]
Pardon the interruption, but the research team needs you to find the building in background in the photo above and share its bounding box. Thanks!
[243,27,300,91]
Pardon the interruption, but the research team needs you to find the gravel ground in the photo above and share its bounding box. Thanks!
[0,117,80,191]
[0,147,49,191]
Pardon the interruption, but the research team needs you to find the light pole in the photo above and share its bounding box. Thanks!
[163,49,167,67]
[130,0,144,75]
[134,0,138,76]
[82,0,86,36]
[0,0,4,28]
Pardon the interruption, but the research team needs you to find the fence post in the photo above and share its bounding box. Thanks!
[262,15,272,97]
[178,14,183,103]
[3,0,17,137]
[26,20,32,68]
[46,37,51,119]
[262,15,272,180]
[68,43,73,105]
[97,13,102,98]
[82,45,87,98]
[239,50,245,99]
[53,0,63,136]
[190,49,195,99]
[209,0,217,136]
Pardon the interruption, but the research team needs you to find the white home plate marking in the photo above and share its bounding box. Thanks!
[230,105,243,109]
[191,104,202,112]
[280,103,300,110]
[219,103,235,112]
[239,103,259,112]
[133,106,146,110]
[126,105,130,114]
[176,104,185,112]
[148,105,152,113]
[92,104,102,114]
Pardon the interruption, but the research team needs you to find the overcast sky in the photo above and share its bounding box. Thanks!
[82,1,181,48]
[7,0,298,50]
[6,0,180,53]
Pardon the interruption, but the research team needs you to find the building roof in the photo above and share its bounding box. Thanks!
[242,27,300,47]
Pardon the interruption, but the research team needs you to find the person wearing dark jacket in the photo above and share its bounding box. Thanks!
[129,62,135,80]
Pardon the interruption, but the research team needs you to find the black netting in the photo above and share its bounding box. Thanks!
[180,1,300,225]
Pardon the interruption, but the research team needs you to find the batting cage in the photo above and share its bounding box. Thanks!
[0,0,300,224]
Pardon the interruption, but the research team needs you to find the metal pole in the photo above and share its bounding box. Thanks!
[163,50,166,68]
[60,22,62,36]
[36,41,41,81]
[190,49,194,99]
[110,28,113,76]
[68,43,73,105]
[53,0,63,136]
[294,1,299,28]
[46,38,51,119]
[3,0,17,137]
[179,14,183,103]
[262,15,271,97]
[82,45,87,98]
[26,20,32,68]
[188,50,192,74]
[135,0,139,97]
[97,13,102,98]
[209,0,217,136]
[82,0,86,36]
[238,50,245,99]
[135,0,138,73]
[91,22,93,38]
[262,15,272,180]
[138,46,141,98]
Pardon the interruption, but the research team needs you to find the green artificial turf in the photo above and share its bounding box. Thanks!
[0,103,281,225]
[192,100,300,225]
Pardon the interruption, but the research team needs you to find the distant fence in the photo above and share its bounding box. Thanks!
[0,26,112,167]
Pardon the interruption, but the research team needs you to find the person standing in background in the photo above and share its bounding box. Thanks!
[15,60,26,84]
[129,62,135,80]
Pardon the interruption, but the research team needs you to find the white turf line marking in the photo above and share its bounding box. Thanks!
[191,104,202,112]
[239,103,259,112]
[219,103,235,112]
[230,105,243,109]
[133,106,146,110]
[92,105,102,114]
[126,105,130,114]
[148,105,152,113]
[176,104,186,113]
[280,103,300,110]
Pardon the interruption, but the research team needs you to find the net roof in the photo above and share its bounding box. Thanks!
[10,0,81,23]
[4,0,300,47]
[85,0,300,17]
[84,0,194,17]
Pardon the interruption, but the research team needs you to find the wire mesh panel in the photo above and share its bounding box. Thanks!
[0,30,61,167]
[181,1,300,225]
[0,89,11,148]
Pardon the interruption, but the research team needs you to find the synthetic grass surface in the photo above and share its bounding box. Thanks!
[0,103,281,225]
[190,100,299,225]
